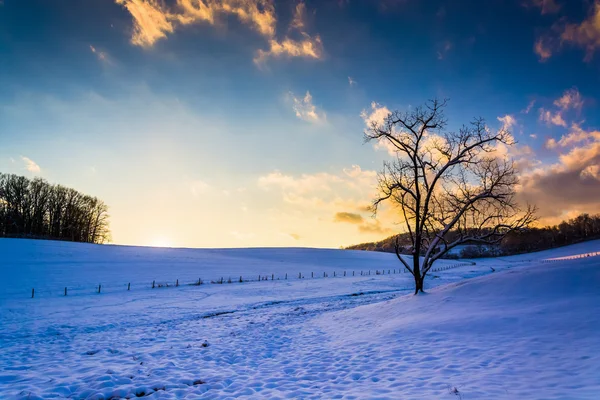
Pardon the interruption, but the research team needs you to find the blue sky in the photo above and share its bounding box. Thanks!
[1,0,600,248]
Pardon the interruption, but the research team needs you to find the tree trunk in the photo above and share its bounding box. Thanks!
[414,274,424,294]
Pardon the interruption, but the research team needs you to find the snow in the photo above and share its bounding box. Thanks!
[1,238,599,399]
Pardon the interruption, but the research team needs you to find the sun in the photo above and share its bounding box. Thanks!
[149,237,173,248]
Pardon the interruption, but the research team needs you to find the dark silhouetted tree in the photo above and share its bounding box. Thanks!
[365,99,535,293]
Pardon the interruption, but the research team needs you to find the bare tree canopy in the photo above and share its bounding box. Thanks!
[0,173,111,244]
[365,99,535,294]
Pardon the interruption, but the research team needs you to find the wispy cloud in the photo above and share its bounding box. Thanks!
[348,76,357,86]
[436,40,453,60]
[21,156,41,174]
[90,45,111,64]
[289,91,326,123]
[522,100,536,114]
[522,0,561,14]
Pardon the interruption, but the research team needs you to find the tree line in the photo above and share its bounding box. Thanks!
[346,213,600,258]
[0,173,110,244]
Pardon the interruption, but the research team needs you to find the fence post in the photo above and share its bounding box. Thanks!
[128,282,131,291]
[299,272,301,279]
[272,274,274,281]
[285,273,287,280]
[176,279,179,287]
[344,271,346,277]
[334,271,336,277]
[353,271,355,276]
[98,284,101,294]
[31,288,34,298]
[311,272,314,278]
[240,276,243,283]
[152,280,155,289]
[64,287,67,296]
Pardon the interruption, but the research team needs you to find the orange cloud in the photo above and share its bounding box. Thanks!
[333,212,364,224]
[116,0,324,64]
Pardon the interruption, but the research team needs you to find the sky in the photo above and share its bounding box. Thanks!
[1,0,600,248]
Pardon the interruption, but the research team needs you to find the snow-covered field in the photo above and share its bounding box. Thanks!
[1,239,599,399]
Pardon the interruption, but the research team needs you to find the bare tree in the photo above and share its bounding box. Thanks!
[365,99,535,294]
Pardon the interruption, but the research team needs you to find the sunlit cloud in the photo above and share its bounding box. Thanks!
[289,1,306,30]
[254,34,323,65]
[539,108,567,127]
[553,87,583,112]
[357,220,394,235]
[522,100,536,114]
[547,123,600,148]
[21,156,41,174]
[519,121,600,223]
[116,0,175,47]
[348,76,357,86]
[333,212,364,224]
[560,1,600,60]
[534,36,553,61]
[288,91,326,123]
[116,0,323,65]
[497,114,517,131]
[361,102,395,155]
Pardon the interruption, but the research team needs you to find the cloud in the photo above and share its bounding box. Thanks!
[254,34,323,64]
[117,0,323,64]
[89,45,111,64]
[21,156,41,173]
[289,1,305,30]
[348,76,356,86]
[553,88,584,112]
[547,123,600,148]
[522,100,536,114]
[288,233,301,240]
[539,88,584,128]
[360,102,396,154]
[530,134,537,139]
[522,0,561,14]
[534,36,553,61]
[361,101,391,127]
[333,212,364,224]
[560,1,600,60]
[497,114,517,131]
[358,221,394,235]
[258,166,377,210]
[519,121,600,223]
[539,108,567,127]
[436,40,453,60]
[288,91,326,123]
[116,0,175,47]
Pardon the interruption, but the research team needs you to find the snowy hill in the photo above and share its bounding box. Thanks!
[0,238,599,399]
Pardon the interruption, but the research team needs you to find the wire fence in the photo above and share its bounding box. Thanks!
[541,251,600,263]
[20,252,599,299]
[20,261,477,299]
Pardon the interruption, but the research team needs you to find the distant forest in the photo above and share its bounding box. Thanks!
[347,213,600,258]
[0,173,110,244]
